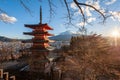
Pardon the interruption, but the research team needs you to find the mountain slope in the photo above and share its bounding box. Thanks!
[50,30,79,41]
[0,31,79,42]
[0,36,19,42]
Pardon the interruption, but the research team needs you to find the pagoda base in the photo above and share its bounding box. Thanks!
[29,51,49,73]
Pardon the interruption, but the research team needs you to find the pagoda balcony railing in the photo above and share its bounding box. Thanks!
[23,47,50,52]
[22,39,49,43]
[33,43,49,46]
[33,30,47,33]
[33,40,49,43]
[23,32,54,36]
[33,29,47,32]
[33,37,49,40]
[24,31,48,35]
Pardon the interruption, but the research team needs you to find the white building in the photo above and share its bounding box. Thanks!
[50,41,70,49]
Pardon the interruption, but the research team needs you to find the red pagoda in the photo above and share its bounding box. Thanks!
[23,7,53,72]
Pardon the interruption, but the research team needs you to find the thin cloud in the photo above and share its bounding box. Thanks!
[85,7,92,17]
[105,0,117,5]
[109,11,120,22]
[76,22,87,26]
[0,13,17,23]
[85,0,100,17]
[93,1,100,9]
[85,0,100,10]
[71,0,100,17]
[70,2,77,9]
[87,17,96,23]
[76,17,96,27]
[71,0,117,27]
[74,7,85,16]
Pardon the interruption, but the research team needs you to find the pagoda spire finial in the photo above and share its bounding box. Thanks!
[40,6,42,24]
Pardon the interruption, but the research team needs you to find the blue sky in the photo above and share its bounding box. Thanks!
[0,0,120,39]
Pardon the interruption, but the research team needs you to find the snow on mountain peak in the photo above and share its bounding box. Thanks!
[60,30,76,35]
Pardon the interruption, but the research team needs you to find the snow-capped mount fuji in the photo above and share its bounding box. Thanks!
[59,30,76,35]
[50,30,79,41]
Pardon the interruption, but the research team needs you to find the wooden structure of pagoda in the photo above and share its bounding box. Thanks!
[0,69,16,80]
[23,7,53,73]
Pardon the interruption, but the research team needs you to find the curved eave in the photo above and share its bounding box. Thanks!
[45,24,53,30]
[24,23,53,30]
[22,40,49,43]
[24,32,48,34]
[47,34,54,36]
[23,32,54,36]
[22,39,54,43]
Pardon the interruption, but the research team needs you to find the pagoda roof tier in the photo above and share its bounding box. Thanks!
[31,45,53,50]
[20,46,54,52]
[23,32,54,36]
[25,23,53,30]
[22,39,49,43]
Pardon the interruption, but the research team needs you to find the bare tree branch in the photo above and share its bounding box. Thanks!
[64,0,72,24]
[0,0,109,28]
[48,0,55,22]
[19,0,31,14]
[74,0,106,22]
[73,0,86,26]
[72,0,87,35]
